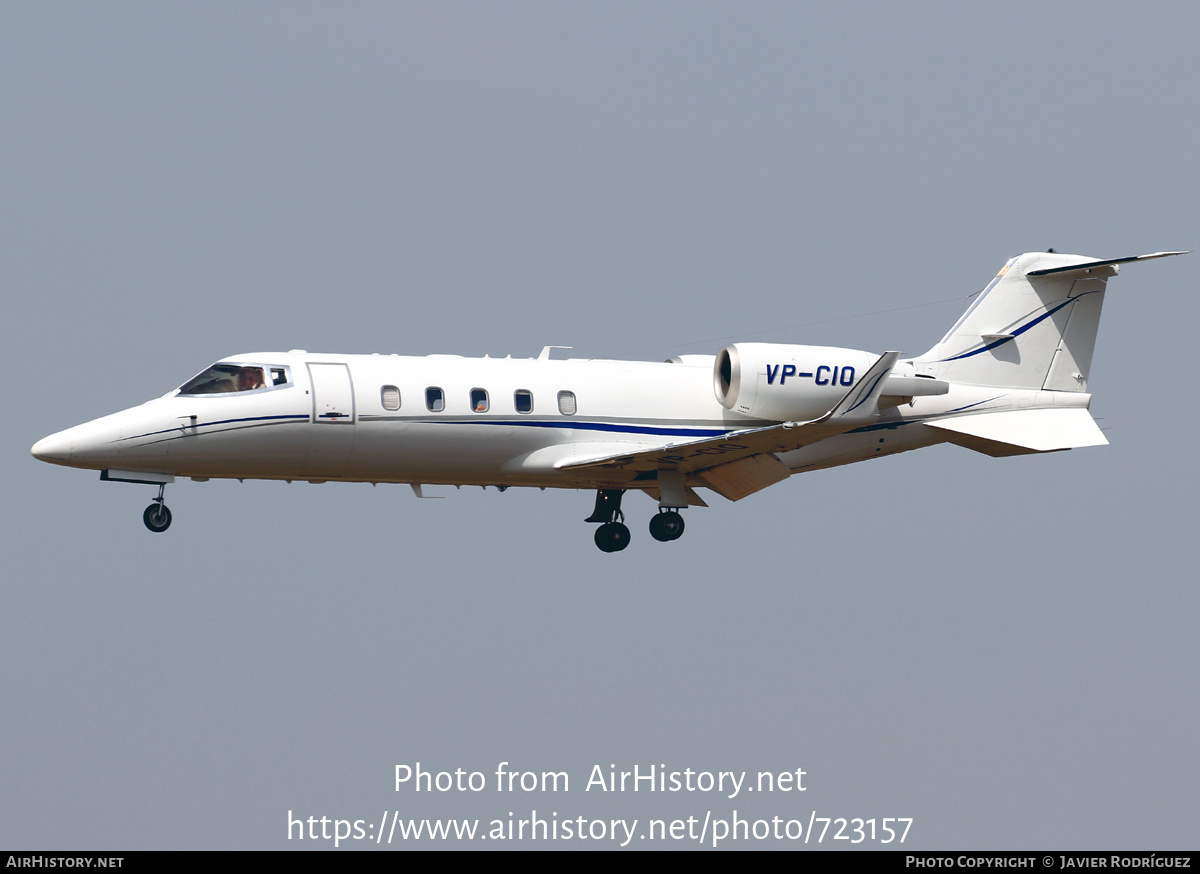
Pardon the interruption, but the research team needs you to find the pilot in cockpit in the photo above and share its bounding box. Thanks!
[236,367,265,392]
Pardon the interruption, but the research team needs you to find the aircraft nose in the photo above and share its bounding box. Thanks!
[32,431,72,463]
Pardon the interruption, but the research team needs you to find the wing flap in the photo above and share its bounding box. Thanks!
[694,453,792,502]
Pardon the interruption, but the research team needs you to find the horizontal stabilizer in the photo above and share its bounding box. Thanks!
[925,408,1108,452]
[1027,251,1187,277]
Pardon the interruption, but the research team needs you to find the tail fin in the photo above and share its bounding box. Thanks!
[916,251,1184,391]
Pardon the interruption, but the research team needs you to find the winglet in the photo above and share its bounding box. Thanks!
[791,351,900,427]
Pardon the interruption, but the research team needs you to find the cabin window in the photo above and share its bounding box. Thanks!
[514,389,533,413]
[425,387,444,412]
[470,388,489,413]
[557,390,577,415]
[381,385,401,411]
[179,364,266,395]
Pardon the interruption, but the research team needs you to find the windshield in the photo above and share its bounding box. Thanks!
[178,364,267,395]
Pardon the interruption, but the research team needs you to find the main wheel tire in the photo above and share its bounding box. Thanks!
[143,503,172,533]
[661,510,684,541]
[594,521,631,552]
[650,511,685,542]
[649,513,670,541]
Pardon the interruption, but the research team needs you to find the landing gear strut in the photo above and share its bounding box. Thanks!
[586,489,630,553]
[143,483,172,533]
[649,509,685,542]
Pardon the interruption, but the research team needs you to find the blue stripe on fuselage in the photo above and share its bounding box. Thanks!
[120,414,311,442]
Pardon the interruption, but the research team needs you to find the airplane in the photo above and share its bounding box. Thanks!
[31,249,1184,551]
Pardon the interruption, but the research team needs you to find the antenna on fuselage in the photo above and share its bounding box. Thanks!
[537,346,573,360]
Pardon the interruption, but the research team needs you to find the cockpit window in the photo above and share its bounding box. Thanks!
[178,364,268,395]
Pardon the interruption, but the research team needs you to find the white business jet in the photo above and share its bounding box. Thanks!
[32,250,1182,551]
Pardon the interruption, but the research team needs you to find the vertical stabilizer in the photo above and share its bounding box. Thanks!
[917,252,1114,391]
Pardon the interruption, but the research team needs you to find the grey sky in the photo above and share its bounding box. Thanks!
[2,1,1196,849]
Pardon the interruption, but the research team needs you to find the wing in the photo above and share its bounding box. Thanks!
[558,352,901,498]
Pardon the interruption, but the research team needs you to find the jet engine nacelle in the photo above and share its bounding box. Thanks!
[714,343,880,421]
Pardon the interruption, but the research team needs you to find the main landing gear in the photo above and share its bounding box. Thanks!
[649,508,685,542]
[143,483,172,533]
[586,489,630,553]
[585,489,686,552]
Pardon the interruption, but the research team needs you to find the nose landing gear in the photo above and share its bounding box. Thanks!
[142,483,172,533]
[100,470,176,533]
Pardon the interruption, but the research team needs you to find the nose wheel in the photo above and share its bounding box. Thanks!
[142,483,172,533]
[143,502,172,532]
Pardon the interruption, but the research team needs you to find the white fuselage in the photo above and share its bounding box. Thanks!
[31,348,1089,492]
